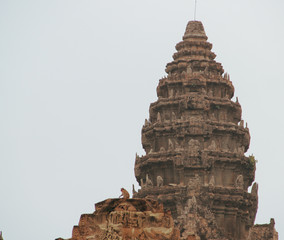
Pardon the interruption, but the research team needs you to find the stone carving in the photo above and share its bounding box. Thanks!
[208,89,213,97]
[251,182,258,196]
[160,147,165,152]
[208,140,217,151]
[157,112,161,122]
[187,174,201,189]
[188,139,200,156]
[146,174,153,187]
[238,146,244,156]
[169,89,174,98]
[132,184,137,195]
[187,196,197,213]
[157,176,164,187]
[235,175,244,189]
[59,199,180,240]
[171,112,176,121]
[240,120,244,127]
[168,139,174,150]
[209,176,215,187]
[140,179,144,189]
[187,65,193,74]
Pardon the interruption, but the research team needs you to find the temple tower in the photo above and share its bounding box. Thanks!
[134,21,258,240]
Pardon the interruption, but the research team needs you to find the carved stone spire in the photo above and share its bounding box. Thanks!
[134,20,257,240]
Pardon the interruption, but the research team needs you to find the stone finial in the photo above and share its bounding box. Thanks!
[157,176,164,187]
[132,184,137,195]
[183,21,208,41]
[251,182,258,196]
[140,179,144,189]
[235,175,244,189]
[144,119,149,127]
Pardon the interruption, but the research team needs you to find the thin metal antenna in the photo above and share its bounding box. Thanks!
[194,0,197,20]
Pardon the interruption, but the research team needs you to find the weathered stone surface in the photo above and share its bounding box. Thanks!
[58,198,180,240]
[248,219,278,240]
[134,20,276,240]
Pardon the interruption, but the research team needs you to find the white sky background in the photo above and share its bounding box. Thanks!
[0,0,283,239]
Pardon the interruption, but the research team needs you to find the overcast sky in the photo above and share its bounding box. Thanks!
[0,0,283,239]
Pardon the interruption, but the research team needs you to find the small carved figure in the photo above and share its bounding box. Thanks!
[209,176,215,187]
[235,175,244,189]
[240,120,244,127]
[119,188,130,199]
[146,174,153,187]
[169,89,174,98]
[157,176,164,187]
[148,148,153,154]
[187,65,193,74]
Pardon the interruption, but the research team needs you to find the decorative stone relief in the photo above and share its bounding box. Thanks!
[157,112,162,122]
[146,174,153,187]
[208,140,217,151]
[168,139,174,150]
[157,176,164,187]
[209,176,215,187]
[235,175,244,189]
[188,139,200,156]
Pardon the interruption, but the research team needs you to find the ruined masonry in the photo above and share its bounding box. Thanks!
[57,21,278,240]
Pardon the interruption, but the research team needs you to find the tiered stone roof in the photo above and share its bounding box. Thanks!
[134,21,258,239]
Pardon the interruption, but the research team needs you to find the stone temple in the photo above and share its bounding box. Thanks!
[57,20,278,240]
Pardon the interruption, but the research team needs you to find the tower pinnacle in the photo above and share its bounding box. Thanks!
[183,21,207,41]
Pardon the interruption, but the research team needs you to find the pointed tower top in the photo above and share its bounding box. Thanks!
[183,21,208,41]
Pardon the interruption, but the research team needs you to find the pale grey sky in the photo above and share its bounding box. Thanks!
[0,0,283,239]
